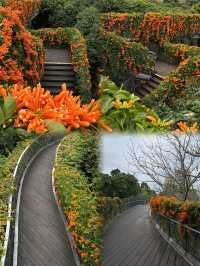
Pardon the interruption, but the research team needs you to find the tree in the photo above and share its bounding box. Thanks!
[95,169,141,198]
[128,134,200,201]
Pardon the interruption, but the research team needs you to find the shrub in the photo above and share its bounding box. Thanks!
[54,132,103,266]
[0,7,44,86]
[99,31,155,86]
[32,27,92,101]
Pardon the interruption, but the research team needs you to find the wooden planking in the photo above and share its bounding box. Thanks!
[103,205,190,266]
[18,145,76,266]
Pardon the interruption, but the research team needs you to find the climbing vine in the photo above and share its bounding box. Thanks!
[0,7,44,86]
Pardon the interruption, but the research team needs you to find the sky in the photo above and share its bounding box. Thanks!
[100,133,161,189]
[99,133,200,191]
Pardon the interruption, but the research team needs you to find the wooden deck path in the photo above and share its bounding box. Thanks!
[103,205,190,266]
[18,145,76,266]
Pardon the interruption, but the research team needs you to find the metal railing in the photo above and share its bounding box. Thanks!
[153,213,200,261]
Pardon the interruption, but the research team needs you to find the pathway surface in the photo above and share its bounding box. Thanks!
[46,48,71,63]
[18,144,76,266]
[155,60,177,76]
[103,205,190,266]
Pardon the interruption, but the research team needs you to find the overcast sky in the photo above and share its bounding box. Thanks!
[100,133,160,184]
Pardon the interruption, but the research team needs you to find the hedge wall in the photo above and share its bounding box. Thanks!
[32,27,92,102]
[101,12,200,45]
[99,30,155,86]
[54,131,103,266]
[161,41,200,64]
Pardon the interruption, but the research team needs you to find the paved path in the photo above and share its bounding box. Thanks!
[46,48,72,63]
[18,145,76,266]
[103,205,190,266]
[155,60,177,76]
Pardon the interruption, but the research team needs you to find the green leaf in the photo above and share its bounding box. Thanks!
[3,96,16,120]
[45,120,67,135]
[115,90,130,100]
[101,96,113,114]
[0,106,4,126]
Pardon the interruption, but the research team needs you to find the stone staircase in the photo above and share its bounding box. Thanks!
[41,62,76,94]
[40,48,76,94]
[135,73,164,98]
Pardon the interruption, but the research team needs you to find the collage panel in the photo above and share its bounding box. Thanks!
[0,0,200,266]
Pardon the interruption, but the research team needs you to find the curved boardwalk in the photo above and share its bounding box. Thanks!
[103,205,190,266]
[18,145,76,266]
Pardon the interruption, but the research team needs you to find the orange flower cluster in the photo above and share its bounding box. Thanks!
[102,12,200,46]
[150,196,200,226]
[5,0,41,25]
[0,7,44,86]
[174,121,198,135]
[2,83,111,134]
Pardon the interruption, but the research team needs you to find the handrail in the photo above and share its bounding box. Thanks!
[158,213,200,236]
[152,212,200,262]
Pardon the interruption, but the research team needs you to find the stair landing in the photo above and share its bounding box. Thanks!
[45,48,72,63]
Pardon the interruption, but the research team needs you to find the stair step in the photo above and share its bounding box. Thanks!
[146,81,159,89]
[44,65,74,71]
[142,84,153,93]
[150,77,160,85]
[41,81,75,88]
[43,70,75,77]
[152,73,164,81]
[42,76,75,82]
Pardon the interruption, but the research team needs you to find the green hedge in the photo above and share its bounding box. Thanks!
[99,31,155,86]
[161,41,200,64]
[54,131,103,266]
[32,27,92,102]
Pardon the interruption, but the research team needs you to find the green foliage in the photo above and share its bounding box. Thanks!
[0,127,31,156]
[0,95,16,127]
[99,76,171,132]
[144,79,200,126]
[99,31,155,86]
[192,2,200,13]
[95,0,127,12]
[0,95,31,156]
[54,132,103,265]
[94,169,141,198]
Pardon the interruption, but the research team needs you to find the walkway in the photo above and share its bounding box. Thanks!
[18,145,76,266]
[45,48,71,63]
[155,60,177,76]
[103,205,190,266]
